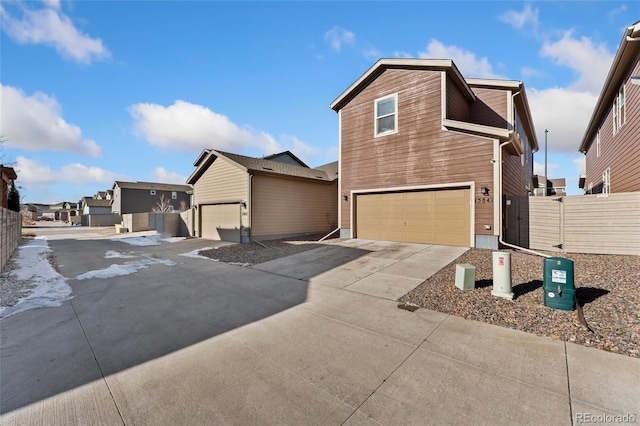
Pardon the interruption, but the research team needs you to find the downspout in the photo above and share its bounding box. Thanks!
[248,173,253,243]
[498,137,550,258]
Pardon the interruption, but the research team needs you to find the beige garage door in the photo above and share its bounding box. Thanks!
[355,189,471,246]
[200,203,241,242]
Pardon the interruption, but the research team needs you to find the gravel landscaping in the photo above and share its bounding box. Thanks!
[400,249,640,358]
[198,233,335,265]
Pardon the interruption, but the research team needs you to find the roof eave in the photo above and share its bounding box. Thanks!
[329,58,475,112]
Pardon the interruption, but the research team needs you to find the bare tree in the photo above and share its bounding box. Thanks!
[152,194,172,212]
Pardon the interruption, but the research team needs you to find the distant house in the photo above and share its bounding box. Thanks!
[579,21,640,194]
[532,176,567,196]
[0,166,17,209]
[330,58,538,249]
[187,150,338,243]
[81,197,112,215]
[111,181,191,214]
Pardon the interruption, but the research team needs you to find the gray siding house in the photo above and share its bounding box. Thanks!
[112,181,192,214]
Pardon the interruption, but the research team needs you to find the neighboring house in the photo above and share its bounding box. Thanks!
[111,181,191,214]
[81,197,113,215]
[579,21,640,194]
[330,58,538,249]
[187,150,338,243]
[1,166,17,209]
[532,176,566,196]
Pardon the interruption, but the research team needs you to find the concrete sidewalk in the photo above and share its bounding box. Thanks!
[1,236,638,425]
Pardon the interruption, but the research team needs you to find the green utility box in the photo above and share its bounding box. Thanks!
[543,257,575,311]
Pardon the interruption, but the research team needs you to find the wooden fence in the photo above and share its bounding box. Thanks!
[1,207,22,272]
[529,192,640,255]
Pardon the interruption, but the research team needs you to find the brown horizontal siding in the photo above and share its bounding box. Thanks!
[468,88,509,129]
[585,52,640,193]
[339,69,495,237]
[193,158,248,205]
[252,175,337,237]
[446,78,469,122]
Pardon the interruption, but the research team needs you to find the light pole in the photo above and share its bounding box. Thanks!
[544,129,548,196]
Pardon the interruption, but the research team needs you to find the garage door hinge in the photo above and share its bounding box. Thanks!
[553,197,564,203]
[553,243,563,249]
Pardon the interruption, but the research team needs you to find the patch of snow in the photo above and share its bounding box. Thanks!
[228,262,252,267]
[104,250,139,259]
[76,254,176,280]
[110,232,162,246]
[162,237,186,243]
[179,247,216,260]
[0,237,73,319]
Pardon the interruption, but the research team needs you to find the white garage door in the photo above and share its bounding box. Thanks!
[200,203,241,242]
[355,189,471,247]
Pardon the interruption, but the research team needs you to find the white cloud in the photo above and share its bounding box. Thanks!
[0,84,102,157]
[324,26,355,52]
[151,167,187,184]
[528,87,598,153]
[533,161,559,178]
[41,0,61,10]
[418,40,505,79]
[521,66,545,78]
[607,5,627,20]
[573,156,586,175]
[129,100,312,156]
[15,156,124,184]
[540,31,614,94]
[499,4,539,32]
[0,3,110,64]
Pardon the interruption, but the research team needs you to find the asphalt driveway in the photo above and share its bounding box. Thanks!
[1,227,638,425]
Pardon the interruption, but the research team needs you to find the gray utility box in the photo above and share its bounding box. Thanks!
[455,264,476,290]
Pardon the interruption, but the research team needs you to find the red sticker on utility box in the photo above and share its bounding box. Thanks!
[499,257,504,266]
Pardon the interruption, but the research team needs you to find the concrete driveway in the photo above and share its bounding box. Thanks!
[1,228,638,425]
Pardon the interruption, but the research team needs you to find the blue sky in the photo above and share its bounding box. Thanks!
[1,1,637,203]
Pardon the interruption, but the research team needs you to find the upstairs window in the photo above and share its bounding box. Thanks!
[375,94,398,137]
[613,85,625,135]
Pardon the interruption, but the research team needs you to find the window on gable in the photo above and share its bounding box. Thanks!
[602,168,610,194]
[375,94,398,136]
[613,85,625,135]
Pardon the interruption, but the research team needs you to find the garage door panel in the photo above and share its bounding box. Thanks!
[355,189,470,247]
[201,204,241,242]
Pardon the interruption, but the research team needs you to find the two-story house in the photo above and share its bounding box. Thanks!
[579,20,640,194]
[330,58,538,249]
[111,181,192,214]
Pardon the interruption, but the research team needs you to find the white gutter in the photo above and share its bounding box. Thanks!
[497,139,550,258]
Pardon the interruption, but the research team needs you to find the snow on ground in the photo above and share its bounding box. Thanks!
[179,247,217,260]
[110,232,162,246]
[77,253,176,280]
[0,237,73,319]
[109,232,187,247]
